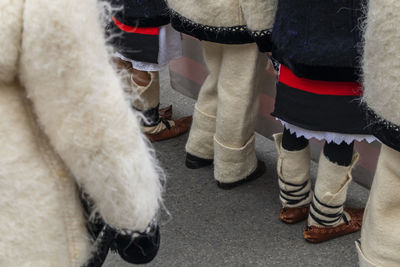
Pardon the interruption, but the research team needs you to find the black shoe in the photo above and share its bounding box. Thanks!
[115,224,160,265]
[217,160,266,190]
[185,153,213,169]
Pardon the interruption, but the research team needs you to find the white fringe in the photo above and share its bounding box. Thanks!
[277,119,377,144]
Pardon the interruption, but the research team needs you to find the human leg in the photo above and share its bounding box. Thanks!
[115,58,191,141]
[185,42,223,164]
[357,144,400,266]
[304,141,363,243]
[274,128,312,223]
[213,43,267,185]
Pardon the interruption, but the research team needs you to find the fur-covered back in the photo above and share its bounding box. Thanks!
[362,0,400,126]
[0,0,24,83]
[0,0,162,265]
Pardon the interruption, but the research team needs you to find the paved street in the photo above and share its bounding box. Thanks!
[104,70,368,267]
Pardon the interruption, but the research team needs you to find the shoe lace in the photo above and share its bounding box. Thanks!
[160,118,171,130]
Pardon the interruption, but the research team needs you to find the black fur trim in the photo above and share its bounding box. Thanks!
[170,10,254,44]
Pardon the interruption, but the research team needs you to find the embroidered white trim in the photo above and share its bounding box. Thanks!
[277,119,378,144]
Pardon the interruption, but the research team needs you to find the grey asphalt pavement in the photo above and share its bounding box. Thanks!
[104,69,368,267]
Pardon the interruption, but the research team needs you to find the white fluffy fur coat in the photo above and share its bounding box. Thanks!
[0,0,162,266]
[362,0,400,126]
[168,0,277,31]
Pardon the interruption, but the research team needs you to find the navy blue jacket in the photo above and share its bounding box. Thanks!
[271,0,366,81]
[110,0,170,27]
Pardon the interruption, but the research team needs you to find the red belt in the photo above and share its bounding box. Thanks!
[278,65,362,96]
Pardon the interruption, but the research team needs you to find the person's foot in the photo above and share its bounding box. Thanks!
[280,205,310,224]
[185,153,213,169]
[303,207,364,243]
[159,105,172,120]
[145,116,192,142]
[217,160,266,190]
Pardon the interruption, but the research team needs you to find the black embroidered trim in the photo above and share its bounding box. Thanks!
[252,30,273,52]
[364,107,400,152]
[170,10,271,45]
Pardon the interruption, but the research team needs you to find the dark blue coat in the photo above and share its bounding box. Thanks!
[110,0,170,27]
[271,0,366,81]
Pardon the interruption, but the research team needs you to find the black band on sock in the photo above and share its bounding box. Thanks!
[279,179,311,206]
[310,201,342,219]
[310,195,345,227]
[280,192,311,206]
[135,104,161,127]
[323,141,354,166]
[313,195,344,209]
[309,210,344,227]
[278,177,308,188]
[282,128,309,151]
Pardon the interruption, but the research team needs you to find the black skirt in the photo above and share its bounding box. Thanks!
[108,17,159,64]
[272,65,373,136]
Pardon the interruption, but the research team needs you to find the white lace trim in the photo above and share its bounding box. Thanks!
[277,119,377,144]
[115,24,182,71]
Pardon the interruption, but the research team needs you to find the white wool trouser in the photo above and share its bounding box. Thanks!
[357,144,400,267]
[130,71,160,112]
[308,152,359,227]
[185,41,267,183]
[273,133,313,208]
[127,71,170,134]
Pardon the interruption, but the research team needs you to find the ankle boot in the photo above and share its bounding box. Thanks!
[273,133,312,224]
[304,152,364,243]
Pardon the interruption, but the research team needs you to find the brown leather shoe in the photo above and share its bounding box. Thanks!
[145,116,192,142]
[303,207,364,243]
[280,205,310,224]
[159,105,172,120]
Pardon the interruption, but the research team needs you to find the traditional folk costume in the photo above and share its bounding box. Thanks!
[167,0,277,188]
[109,0,191,142]
[357,0,400,265]
[0,1,162,266]
[267,0,372,242]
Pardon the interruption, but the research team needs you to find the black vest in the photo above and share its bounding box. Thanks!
[271,0,366,81]
[110,0,170,27]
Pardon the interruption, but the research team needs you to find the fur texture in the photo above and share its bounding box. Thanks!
[0,0,24,83]
[362,0,400,126]
[0,0,162,265]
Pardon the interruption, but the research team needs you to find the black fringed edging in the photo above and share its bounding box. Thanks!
[171,10,271,46]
